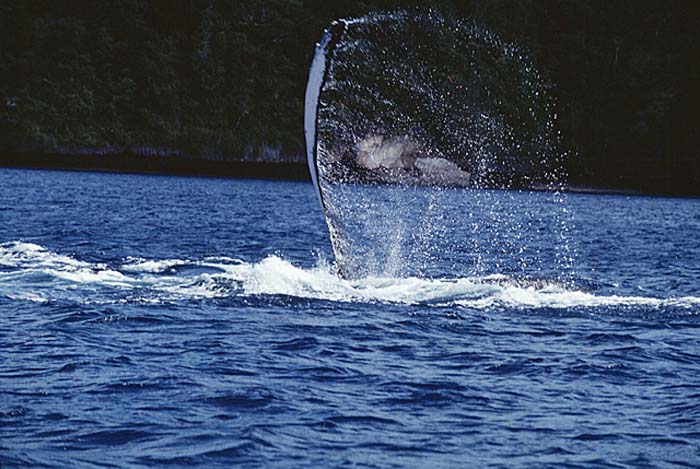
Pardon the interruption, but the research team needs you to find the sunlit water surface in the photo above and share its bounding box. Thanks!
[1,169,699,468]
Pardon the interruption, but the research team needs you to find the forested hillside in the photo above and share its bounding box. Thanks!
[0,1,698,194]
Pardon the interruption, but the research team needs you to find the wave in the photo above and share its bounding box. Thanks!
[1,241,699,310]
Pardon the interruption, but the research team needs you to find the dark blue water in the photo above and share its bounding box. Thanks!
[1,168,699,468]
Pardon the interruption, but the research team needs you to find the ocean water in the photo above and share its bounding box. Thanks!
[1,168,699,468]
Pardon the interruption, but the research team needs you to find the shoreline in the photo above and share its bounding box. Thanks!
[0,151,311,182]
[1,151,697,198]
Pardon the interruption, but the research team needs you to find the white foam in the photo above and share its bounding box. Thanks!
[1,242,699,310]
[233,256,700,309]
[122,258,197,274]
[0,241,94,269]
[122,256,243,274]
[49,268,134,287]
[6,292,49,303]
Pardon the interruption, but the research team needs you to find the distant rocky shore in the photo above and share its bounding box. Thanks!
[0,149,695,198]
[0,150,310,181]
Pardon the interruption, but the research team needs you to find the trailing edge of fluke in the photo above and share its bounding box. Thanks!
[304,20,348,213]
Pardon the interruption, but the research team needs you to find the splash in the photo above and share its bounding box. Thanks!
[305,11,571,280]
[2,242,698,311]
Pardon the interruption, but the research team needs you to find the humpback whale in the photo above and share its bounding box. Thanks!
[304,20,348,214]
[302,13,566,280]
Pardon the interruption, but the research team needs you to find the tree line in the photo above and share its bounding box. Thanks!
[0,0,697,194]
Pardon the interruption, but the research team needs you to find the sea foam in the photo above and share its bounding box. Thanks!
[1,241,698,310]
